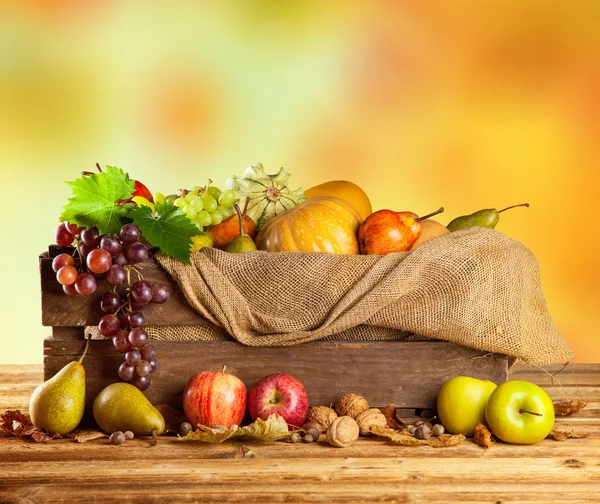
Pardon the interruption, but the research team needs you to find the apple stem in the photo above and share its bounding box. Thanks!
[498,203,529,214]
[416,207,444,222]
[222,365,227,374]
[520,409,543,417]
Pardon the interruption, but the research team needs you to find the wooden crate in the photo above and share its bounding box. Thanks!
[40,247,509,411]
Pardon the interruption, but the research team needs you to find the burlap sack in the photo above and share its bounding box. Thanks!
[151,227,573,366]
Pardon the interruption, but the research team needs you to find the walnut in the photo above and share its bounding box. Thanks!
[326,416,360,448]
[335,393,369,420]
[355,408,388,436]
[305,406,338,433]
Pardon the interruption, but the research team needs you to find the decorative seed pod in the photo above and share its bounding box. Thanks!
[305,406,338,432]
[326,416,360,448]
[355,408,388,436]
[335,393,369,420]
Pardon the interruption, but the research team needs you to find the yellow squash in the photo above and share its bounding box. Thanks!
[255,196,362,254]
[304,181,372,221]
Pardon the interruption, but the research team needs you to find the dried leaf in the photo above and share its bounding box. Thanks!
[155,404,188,434]
[379,405,407,430]
[0,410,35,437]
[547,429,586,441]
[32,431,61,443]
[371,425,465,447]
[178,414,294,443]
[554,400,587,417]
[73,429,108,443]
[473,422,495,449]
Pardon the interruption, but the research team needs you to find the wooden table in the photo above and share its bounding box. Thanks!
[0,364,598,503]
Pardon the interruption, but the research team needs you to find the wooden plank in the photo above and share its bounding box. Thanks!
[43,338,509,409]
[40,252,209,327]
[1,455,599,503]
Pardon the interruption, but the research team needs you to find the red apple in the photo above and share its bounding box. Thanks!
[182,368,247,429]
[358,207,445,255]
[248,373,308,429]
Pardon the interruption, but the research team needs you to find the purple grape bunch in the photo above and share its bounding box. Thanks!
[53,222,170,391]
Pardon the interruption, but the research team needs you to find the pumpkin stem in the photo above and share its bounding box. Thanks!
[233,204,246,237]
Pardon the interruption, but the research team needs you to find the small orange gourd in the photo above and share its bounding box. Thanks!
[255,197,362,254]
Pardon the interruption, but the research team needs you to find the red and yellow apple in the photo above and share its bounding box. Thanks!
[248,373,308,429]
[182,368,247,429]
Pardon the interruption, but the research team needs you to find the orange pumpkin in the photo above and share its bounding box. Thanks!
[304,181,372,221]
[255,196,362,254]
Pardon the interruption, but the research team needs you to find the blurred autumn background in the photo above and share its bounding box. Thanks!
[0,0,598,364]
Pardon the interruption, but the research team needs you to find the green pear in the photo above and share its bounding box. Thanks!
[29,337,90,435]
[447,203,529,231]
[225,203,257,253]
[93,383,165,435]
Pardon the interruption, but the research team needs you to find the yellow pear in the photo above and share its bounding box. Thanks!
[410,219,449,250]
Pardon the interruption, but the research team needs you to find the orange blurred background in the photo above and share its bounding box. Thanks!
[1,0,598,363]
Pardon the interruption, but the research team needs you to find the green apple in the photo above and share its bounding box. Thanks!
[485,380,554,444]
[437,376,497,436]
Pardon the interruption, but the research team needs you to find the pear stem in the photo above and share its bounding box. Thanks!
[242,196,250,217]
[78,335,91,364]
[498,203,529,214]
[416,207,445,222]
[520,409,543,417]
[233,204,245,237]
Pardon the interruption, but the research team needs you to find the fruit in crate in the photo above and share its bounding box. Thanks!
[485,380,555,444]
[255,196,362,254]
[224,202,257,253]
[225,163,307,230]
[410,219,449,250]
[447,203,529,231]
[183,368,247,429]
[29,338,90,435]
[248,373,309,429]
[210,197,256,249]
[437,376,497,436]
[304,180,372,221]
[93,382,165,435]
[358,207,444,255]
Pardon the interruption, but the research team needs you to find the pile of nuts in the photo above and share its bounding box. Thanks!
[408,420,445,440]
[109,430,134,445]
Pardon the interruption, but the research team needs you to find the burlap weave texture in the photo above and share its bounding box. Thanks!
[153,227,573,366]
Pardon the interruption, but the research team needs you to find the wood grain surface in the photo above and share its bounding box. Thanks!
[1,364,598,503]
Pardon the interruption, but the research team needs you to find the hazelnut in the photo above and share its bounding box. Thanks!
[179,422,193,437]
[432,424,445,437]
[302,421,324,433]
[307,428,320,440]
[414,425,432,440]
[335,393,369,420]
[303,433,315,443]
[326,416,360,448]
[123,431,134,440]
[306,406,338,432]
[355,408,388,436]
[290,432,301,443]
[109,431,125,445]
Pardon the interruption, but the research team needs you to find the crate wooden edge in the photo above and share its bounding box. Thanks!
[44,336,509,410]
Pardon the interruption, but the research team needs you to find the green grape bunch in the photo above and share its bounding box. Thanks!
[158,181,238,232]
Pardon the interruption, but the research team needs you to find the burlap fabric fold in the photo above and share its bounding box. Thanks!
[152,227,573,366]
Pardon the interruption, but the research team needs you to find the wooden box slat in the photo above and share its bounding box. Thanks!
[44,337,508,409]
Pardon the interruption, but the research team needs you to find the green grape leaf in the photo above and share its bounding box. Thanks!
[59,166,135,234]
[129,202,197,264]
